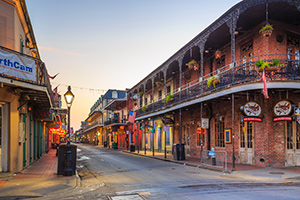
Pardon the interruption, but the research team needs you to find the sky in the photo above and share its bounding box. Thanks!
[26,0,241,131]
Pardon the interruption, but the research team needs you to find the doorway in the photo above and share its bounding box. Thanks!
[285,121,300,166]
[239,121,254,165]
[0,103,8,172]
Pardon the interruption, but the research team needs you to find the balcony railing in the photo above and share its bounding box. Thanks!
[104,118,128,126]
[83,120,103,132]
[136,54,300,117]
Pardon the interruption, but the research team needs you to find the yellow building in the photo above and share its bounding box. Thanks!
[0,0,54,172]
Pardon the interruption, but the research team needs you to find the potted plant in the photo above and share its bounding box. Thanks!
[142,106,148,112]
[165,94,174,103]
[256,60,269,72]
[268,57,284,71]
[259,24,274,37]
[139,91,144,96]
[155,81,163,86]
[186,59,199,70]
[207,75,220,88]
[134,102,137,106]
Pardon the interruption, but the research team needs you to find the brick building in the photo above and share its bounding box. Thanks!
[127,0,300,167]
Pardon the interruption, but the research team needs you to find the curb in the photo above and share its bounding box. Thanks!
[122,150,226,173]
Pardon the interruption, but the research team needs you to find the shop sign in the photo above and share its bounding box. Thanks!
[241,101,262,117]
[117,129,124,134]
[273,116,292,122]
[294,107,300,115]
[273,100,294,117]
[244,117,262,122]
[0,49,36,81]
[50,108,68,115]
[201,118,209,129]
[34,110,53,121]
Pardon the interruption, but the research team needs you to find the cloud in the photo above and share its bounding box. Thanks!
[38,45,86,56]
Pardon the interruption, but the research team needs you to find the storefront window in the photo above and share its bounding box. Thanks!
[240,122,245,148]
[0,106,2,148]
[287,121,293,149]
[297,122,300,150]
[197,127,205,146]
[215,117,225,147]
[247,122,253,148]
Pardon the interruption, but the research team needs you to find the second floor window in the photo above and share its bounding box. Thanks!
[158,90,162,99]
[167,86,171,94]
[145,97,148,105]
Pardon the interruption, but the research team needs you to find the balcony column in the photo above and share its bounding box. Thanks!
[226,10,239,63]
[143,84,146,106]
[151,77,155,103]
[197,35,208,94]
[162,68,167,97]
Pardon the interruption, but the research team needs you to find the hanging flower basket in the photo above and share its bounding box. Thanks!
[142,106,148,112]
[207,75,220,88]
[165,94,174,103]
[186,60,199,70]
[259,24,274,38]
[139,91,144,96]
[155,81,163,87]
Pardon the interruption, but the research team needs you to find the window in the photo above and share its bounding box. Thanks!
[0,106,2,148]
[158,90,162,99]
[145,97,147,105]
[167,86,171,94]
[20,37,24,54]
[112,91,118,98]
[215,117,225,147]
[197,127,205,146]
[247,122,253,148]
[240,121,245,148]
[287,121,293,149]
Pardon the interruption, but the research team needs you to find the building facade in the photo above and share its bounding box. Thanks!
[127,0,300,167]
[0,0,54,172]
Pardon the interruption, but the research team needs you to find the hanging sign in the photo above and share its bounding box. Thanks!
[0,49,36,81]
[201,118,209,129]
[273,116,292,122]
[273,100,293,117]
[294,107,300,115]
[240,101,262,122]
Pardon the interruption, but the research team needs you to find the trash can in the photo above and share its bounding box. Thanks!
[104,141,107,147]
[112,142,118,149]
[57,143,77,176]
[130,145,135,152]
[173,143,185,160]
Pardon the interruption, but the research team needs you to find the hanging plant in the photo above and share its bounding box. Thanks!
[259,24,274,37]
[141,106,148,112]
[134,102,137,106]
[256,60,269,72]
[165,94,174,103]
[186,59,199,70]
[268,57,284,72]
[207,75,220,88]
[139,91,144,96]
[155,81,163,86]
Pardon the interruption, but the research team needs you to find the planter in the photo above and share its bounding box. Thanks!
[168,98,174,102]
[262,30,272,37]
[214,79,220,85]
[266,66,278,72]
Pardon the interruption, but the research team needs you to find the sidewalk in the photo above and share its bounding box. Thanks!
[0,149,78,199]
[122,148,300,182]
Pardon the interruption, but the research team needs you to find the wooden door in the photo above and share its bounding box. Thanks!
[286,121,300,166]
[240,121,254,164]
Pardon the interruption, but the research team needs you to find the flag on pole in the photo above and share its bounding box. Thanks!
[48,73,59,80]
[262,69,269,99]
[128,111,136,123]
[53,87,59,101]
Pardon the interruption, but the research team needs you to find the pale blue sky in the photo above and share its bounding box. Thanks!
[26,0,241,130]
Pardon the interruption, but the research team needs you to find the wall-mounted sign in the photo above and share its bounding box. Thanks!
[273,100,293,117]
[225,128,232,144]
[294,107,300,115]
[244,117,262,122]
[201,118,209,129]
[0,49,36,81]
[241,101,262,117]
[50,108,68,115]
[273,116,292,122]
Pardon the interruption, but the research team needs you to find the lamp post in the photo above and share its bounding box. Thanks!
[63,86,74,176]
[64,86,75,142]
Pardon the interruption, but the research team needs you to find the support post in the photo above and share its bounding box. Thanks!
[232,93,236,171]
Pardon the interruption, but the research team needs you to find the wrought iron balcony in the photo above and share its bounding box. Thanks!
[135,54,300,117]
[83,120,103,132]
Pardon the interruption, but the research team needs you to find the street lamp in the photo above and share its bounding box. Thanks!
[64,86,74,142]
[63,86,75,176]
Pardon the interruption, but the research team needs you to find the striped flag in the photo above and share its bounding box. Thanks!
[262,69,269,99]
[128,111,136,123]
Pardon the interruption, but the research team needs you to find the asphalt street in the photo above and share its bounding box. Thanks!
[53,144,300,200]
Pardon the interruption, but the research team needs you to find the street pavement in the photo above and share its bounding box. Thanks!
[0,144,300,199]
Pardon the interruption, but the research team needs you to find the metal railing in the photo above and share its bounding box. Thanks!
[198,150,229,174]
[135,54,300,117]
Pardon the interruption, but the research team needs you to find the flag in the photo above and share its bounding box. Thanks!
[262,69,269,99]
[53,87,59,101]
[48,73,59,80]
[128,111,136,123]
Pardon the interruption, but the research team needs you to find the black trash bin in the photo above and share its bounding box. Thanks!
[130,145,135,152]
[173,143,185,161]
[57,143,77,176]
[104,141,107,147]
